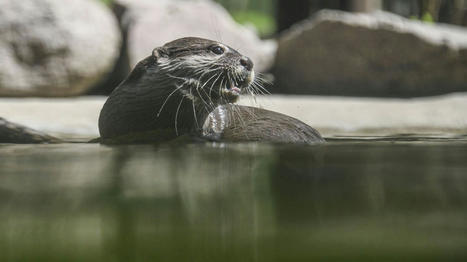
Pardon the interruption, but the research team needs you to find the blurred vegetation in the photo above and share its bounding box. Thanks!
[97,0,466,37]
[99,0,113,6]
[219,0,466,34]
[384,0,466,25]
[410,12,435,23]
[97,0,277,37]
[214,0,277,37]
[231,10,276,37]
[421,12,435,22]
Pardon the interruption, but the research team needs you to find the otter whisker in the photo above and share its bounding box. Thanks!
[193,70,212,82]
[199,73,219,91]
[190,87,199,129]
[248,91,259,105]
[254,74,270,86]
[208,73,224,98]
[174,96,185,136]
[166,73,188,81]
[252,76,271,95]
[199,88,216,110]
[251,79,270,95]
[219,77,227,101]
[249,82,264,96]
[195,86,214,113]
[157,85,184,117]
[241,101,260,120]
[231,104,247,129]
[256,72,272,84]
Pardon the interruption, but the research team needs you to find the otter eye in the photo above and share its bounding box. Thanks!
[210,45,225,55]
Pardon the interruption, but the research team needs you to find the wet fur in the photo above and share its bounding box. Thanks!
[99,37,324,144]
[203,105,324,144]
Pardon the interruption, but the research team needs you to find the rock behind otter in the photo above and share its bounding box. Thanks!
[0,0,120,96]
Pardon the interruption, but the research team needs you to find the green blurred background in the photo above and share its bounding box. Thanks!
[101,0,467,37]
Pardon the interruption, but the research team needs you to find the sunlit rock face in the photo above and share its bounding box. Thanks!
[274,10,467,97]
[0,0,121,97]
[114,0,276,73]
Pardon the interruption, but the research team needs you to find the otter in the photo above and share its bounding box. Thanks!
[0,37,324,145]
[98,37,324,144]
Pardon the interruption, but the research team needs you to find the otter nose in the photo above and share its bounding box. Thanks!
[240,57,253,71]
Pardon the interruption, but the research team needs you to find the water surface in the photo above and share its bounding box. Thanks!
[1,137,467,261]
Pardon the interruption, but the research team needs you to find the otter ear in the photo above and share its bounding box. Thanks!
[152,47,168,60]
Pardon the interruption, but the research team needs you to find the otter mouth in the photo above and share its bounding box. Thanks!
[220,71,253,103]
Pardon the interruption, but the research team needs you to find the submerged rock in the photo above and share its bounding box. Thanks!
[0,0,121,96]
[115,0,276,72]
[274,10,467,97]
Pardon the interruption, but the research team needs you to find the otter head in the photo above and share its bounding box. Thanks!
[152,37,255,104]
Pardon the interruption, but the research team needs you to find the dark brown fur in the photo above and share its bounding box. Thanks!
[97,37,324,144]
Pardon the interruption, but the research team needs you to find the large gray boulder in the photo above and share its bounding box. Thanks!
[115,0,276,72]
[0,0,121,96]
[274,10,467,97]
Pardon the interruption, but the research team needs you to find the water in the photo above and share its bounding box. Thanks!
[1,137,467,261]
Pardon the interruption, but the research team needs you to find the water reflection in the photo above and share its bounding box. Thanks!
[0,141,466,261]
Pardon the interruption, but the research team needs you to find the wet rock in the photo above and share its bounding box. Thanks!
[0,97,104,140]
[115,0,276,72]
[274,10,467,97]
[0,117,60,143]
[2,93,467,140]
[0,0,121,96]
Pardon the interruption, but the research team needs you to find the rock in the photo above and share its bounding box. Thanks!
[2,93,467,140]
[274,10,467,97]
[0,0,121,96]
[238,94,467,136]
[115,0,276,72]
[0,117,60,143]
[0,97,104,140]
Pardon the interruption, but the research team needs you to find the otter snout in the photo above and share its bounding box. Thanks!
[240,57,253,71]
